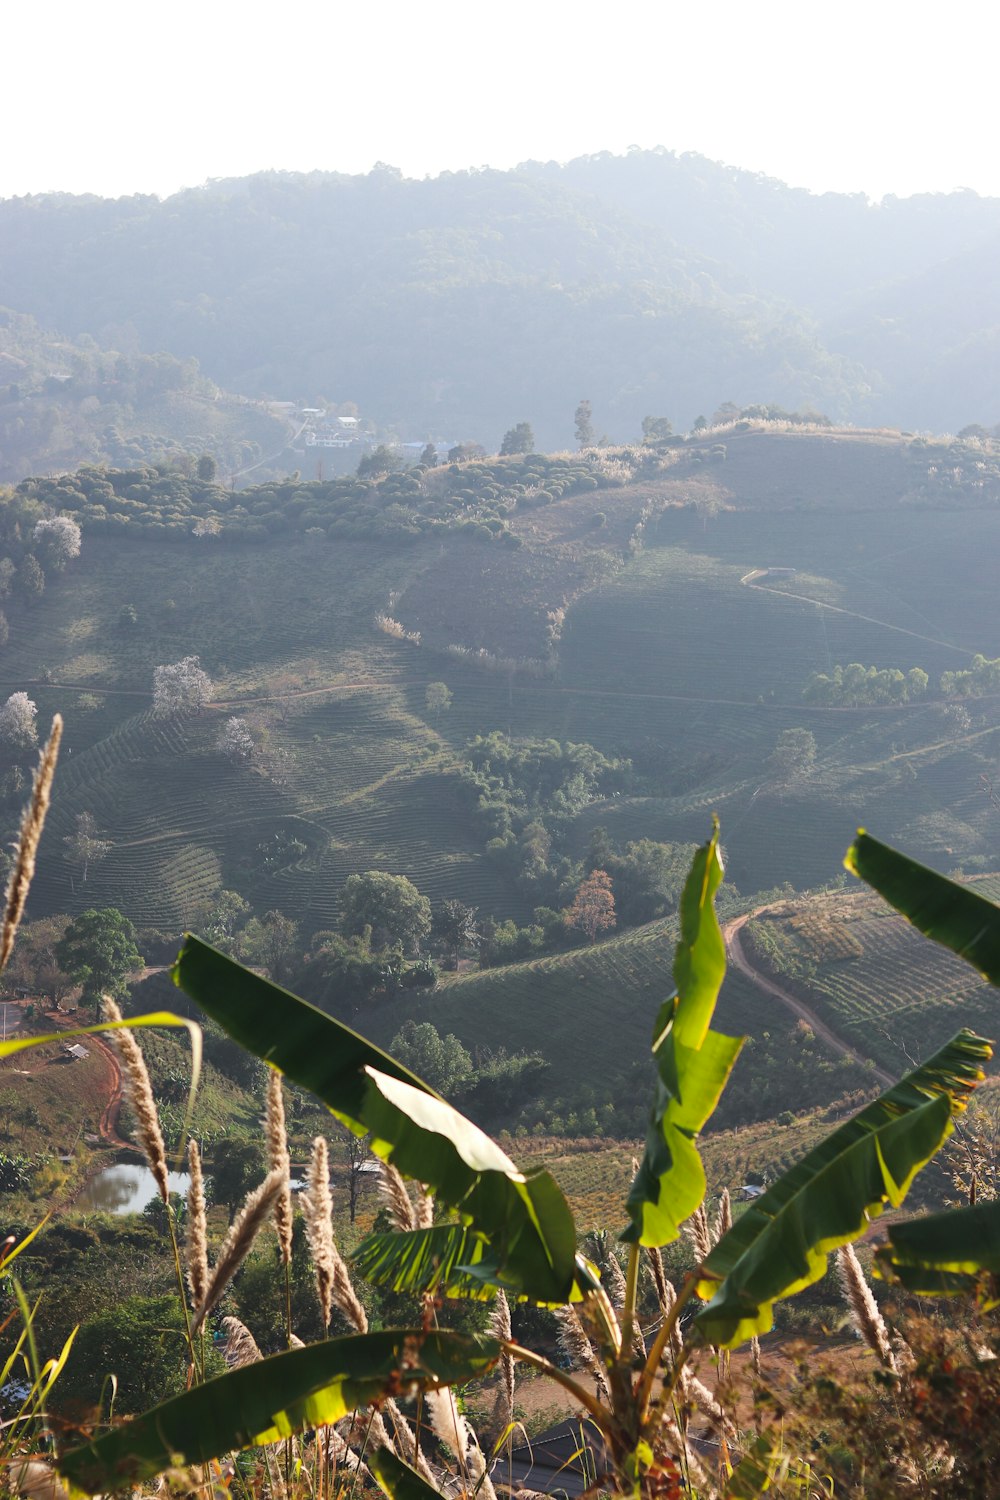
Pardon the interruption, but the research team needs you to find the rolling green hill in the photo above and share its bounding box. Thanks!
[2,423,998,975]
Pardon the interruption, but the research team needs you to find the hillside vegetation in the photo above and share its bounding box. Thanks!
[2,152,1000,447]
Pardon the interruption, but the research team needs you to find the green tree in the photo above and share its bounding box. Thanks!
[340,871,431,954]
[55,908,144,1014]
[357,445,401,479]
[574,399,594,449]
[17,554,44,602]
[767,727,818,783]
[431,899,478,969]
[196,454,217,482]
[641,415,673,445]
[418,443,438,467]
[388,1020,473,1096]
[499,422,535,456]
[424,682,452,720]
[209,1139,265,1223]
[58,1296,191,1413]
[237,910,299,983]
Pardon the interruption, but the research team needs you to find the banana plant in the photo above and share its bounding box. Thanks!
[49,824,996,1494]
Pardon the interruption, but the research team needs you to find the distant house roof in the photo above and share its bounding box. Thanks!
[495,1419,612,1496]
[63,1043,89,1061]
[740,1183,765,1198]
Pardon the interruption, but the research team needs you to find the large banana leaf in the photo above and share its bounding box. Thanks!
[875,1198,1000,1302]
[694,1029,992,1347]
[58,1329,498,1493]
[353,1224,492,1299]
[624,822,744,1245]
[172,937,578,1303]
[371,1446,447,1500]
[845,831,1000,983]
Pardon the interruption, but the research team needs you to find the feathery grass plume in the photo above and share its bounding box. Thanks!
[221,1315,262,1369]
[426,1387,472,1461]
[683,1204,712,1265]
[0,715,61,974]
[416,1187,434,1229]
[490,1289,515,1434]
[601,1249,628,1312]
[713,1187,732,1245]
[193,1168,284,1334]
[330,1239,368,1334]
[265,1072,293,1266]
[836,1243,897,1372]
[555,1307,609,1401]
[385,1400,437,1485]
[750,1336,762,1379]
[646,1246,669,1316]
[377,1160,416,1230]
[686,1372,739,1444]
[7,1460,72,1500]
[186,1138,209,1309]
[302,1136,336,1330]
[102,997,170,1204]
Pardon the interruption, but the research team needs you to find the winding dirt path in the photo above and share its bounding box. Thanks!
[88,1034,131,1148]
[723,912,894,1088]
[740,570,975,658]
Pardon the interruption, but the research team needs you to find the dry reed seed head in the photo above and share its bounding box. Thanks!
[220,1315,262,1369]
[416,1186,434,1229]
[750,1335,762,1379]
[186,1138,209,1309]
[7,1460,73,1500]
[602,1249,628,1311]
[646,1246,669,1315]
[713,1187,733,1245]
[426,1387,472,1461]
[385,1398,437,1485]
[377,1159,417,1231]
[0,715,62,975]
[302,1135,336,1330]
[102,995,170,1204]
[836,1243,897,1373]
[264,1071,293,1266]
[683,1205,712,1265]
[193,1168,285,1334]
[490,1287,516,1427]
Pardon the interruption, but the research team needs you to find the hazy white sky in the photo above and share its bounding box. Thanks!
[6,0,1000,202]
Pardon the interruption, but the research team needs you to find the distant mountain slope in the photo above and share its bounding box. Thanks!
[0,168,871,445]
[0,308,291,483]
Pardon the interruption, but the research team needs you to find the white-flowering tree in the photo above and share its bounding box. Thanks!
[0,692,37,750]
[32,515,82,570]
[217,716,254,765]
[152,656,213,718]
[63,811,112,884]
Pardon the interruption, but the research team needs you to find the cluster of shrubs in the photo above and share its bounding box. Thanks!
[804,655,1000,705]
[12,451,611,550]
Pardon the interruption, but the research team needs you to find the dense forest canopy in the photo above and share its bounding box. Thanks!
[0,151,997,452]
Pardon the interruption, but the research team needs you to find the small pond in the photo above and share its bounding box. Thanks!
[75,1162,192,1215]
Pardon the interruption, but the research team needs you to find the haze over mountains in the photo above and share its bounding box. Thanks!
[1,147,998,479]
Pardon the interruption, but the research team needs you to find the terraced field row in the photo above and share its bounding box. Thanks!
[745,886,1000,1074]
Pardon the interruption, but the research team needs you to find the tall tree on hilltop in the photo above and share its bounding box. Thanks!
[500,422,535,456]
[574,399,594,449]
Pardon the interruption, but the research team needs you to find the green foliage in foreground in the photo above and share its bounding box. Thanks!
[30,823,1000,1494]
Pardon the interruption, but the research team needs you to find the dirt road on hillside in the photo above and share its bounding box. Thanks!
[723,912,894,1088]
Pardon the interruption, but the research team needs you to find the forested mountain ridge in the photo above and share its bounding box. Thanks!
[0,148,997,462]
